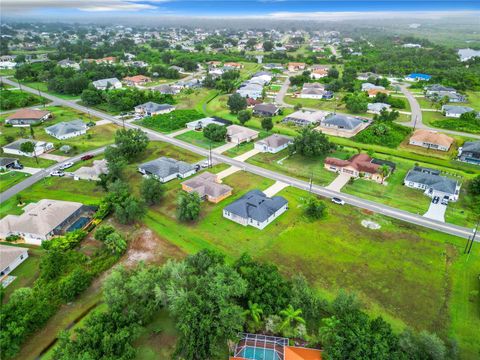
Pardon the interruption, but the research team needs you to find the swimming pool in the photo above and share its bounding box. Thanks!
[67,217,90,232]
[239,346,280,360]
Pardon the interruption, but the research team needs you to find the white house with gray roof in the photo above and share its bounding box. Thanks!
[442,105,476,118]
[458,141,480,165]
[0,245,28,278]
[45,120,88,140]
[2,139,54,157]
[367,103,391,114]
[223,189,288,229]
[404,166,461,201]
[134,102,175,116]
[138,157,196,183]
[254,134,292,153]
[92,77,122,90]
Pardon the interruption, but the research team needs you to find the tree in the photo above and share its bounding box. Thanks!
[203,123,227,142]
[20,140,38,164]
[279,304,305,337]
[263,41,274,52]
[290,127,334,157]
[140,177,165,206]
[328,67,339,79]
[237,110,251,125]
[468,175,480,196]
[176,191,201,222]
[227,93,247,113]
[459,110,479,122]
[379,164,390,184]
[345,92,368,113]
[58,267,92,302]
[114,128,149,162]
[113,196,146,224]
[94,224,116,242]
[29,125,35,139]
[81,88,103,105]
[243,301,263,332]
[261,117,274,132]
[104,232,127,255]
[304,197,327,220]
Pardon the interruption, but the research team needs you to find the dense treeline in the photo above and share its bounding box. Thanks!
[0,89,44,110]
[52,250,457,360]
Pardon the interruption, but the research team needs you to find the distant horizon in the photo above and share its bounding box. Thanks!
[2,0,480,20]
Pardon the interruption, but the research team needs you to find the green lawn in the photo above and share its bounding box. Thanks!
[0,171,30,192]
[0,105,116,157]
[423,110,480,134]
[2,244,44,303]
[0,89,47,111]
[465,91,480,111]
[0,69,15,76]
[174,130,225,149]
[21,81,81,101]
[284,95,345,112]
[141,170,480,357]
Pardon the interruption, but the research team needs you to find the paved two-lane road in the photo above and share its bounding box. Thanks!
[0,77,476,240]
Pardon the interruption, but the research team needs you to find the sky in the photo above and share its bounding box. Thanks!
[2,0,480,19]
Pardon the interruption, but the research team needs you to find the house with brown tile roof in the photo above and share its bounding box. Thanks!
[6,108,51,127]
[181,172,232,203]
[123,75,152,86]
[324,153,392,183]
[367,88,389,97]
[409,129,454,152]
[288,62,306,72]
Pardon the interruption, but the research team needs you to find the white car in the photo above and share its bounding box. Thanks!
[59,162,74,170]
[201,160,211,168]
[331,197,345,205]
[50,170,65,177]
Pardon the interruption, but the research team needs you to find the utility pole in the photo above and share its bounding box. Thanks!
[413,115,418,130]
[209,142,212,168]
[465,219,479,258]
[309,171,313,193]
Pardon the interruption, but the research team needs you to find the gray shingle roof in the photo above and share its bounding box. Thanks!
[442,105,474,115]
[45,120,87,137]
[253,103,278,114]
[139,157,194,178]
[92,77,121,88]
[405,168,458,195]
[0,157,17,167]
[322,113,363,130]
[224,189,288,223]
[462,141,480,153]
[136,102,175,113]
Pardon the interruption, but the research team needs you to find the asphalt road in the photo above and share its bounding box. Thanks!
[0,77,476,240]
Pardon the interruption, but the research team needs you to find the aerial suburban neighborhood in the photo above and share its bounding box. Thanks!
[0,3,479,360]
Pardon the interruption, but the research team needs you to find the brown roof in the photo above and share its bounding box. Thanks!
[288,62,306,67]
[7,108,50,121]
[182,172,232,199]
[312,69,328,75]
[246,98,262,106]
[325,153,380,174]
[284,346,322,360]
[123,75,151,83]
[367,89,389,96]
[410,129,454,148]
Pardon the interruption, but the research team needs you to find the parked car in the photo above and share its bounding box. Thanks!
[59,162,74,170]
[50,170,65,177]
[441,197,449,205]
[432,196,440,204]
[331,197,345,205]
[11,163,24,170]
[201,160,211,168]
[81,154,94,161]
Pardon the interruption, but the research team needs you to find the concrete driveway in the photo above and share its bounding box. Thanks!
[234,148,260,162]
[212,142,238,154]
[168,128,191,138]
[263,181,289,197]
[423,201,447,222]
[216,165,240,180]
[15,167,43,175]
[325,173,352,191]
[39,153,70,162]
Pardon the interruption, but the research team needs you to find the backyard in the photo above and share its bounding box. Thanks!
[174,129,225,149]
[0,171,30,192]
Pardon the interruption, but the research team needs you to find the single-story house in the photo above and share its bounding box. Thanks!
[2,139,54,157]
[153,84,181,95]
[92,77,122,90]
[409,129,454,152]
[246,98,262,107]
[367,89,389,98]
[138,157,196,183]
[0,245,29,278]
[0,61,16,70]
[169,65,184,72]
[405,73,431,82]
[95,56,116,64]
[252,103,279,117]
[73,159,108,181]
[311,68,329,79]
[236,83,263,99]
[226,125,259,144]
[58,59,80,70]
[442,105,475,118]
[368,102,391,114]
[357,72,381,81]
[404,166,461,201]
[263,63,284,71]
[185,117,229,131]
[223,189,288,230]
[224,62,243,70]
[299,83,327,99]
[458,141,480,165]
[123,75,151,86]
[282,110,328,127]
[134,102,175,116]
[317,113,367,138]
[254,134,292,154]
[287,62,306,72]
[181,172,233,203]
[6,109,51,127]
[324,153,391,183]
[45,120,88,140]
[251,72,273,85]
[361,83,385,91]
[0,157,20,171]
[428,91,466,103]
[0,199,87,245]
[425,84,456,95]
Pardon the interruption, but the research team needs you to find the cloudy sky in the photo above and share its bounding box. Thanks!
[2,0,480,18]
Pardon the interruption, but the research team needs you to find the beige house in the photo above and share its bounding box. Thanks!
[409,129,454,152]
[226,125,259,144]
[287,62,306,72]
[181,172,232,203]
[73,159,108,181]
[324,153,392,183]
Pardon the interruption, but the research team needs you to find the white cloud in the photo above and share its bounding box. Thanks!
[2,0,167,13]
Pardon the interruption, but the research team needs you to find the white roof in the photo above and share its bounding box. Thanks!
[0,245,28,272]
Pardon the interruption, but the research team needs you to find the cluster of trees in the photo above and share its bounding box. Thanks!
[372,92,406,109]
[51,250,457,360]
[81,87,174,112]
[289,71,312,87]
[138,109,203,132]
[176,191,201,222]
[304,197,327,220]
[150,64,181,79]
[431,110,480,134]
[0,89,44,110]
[0,223,122,359]
[344,92,369,113]
[203,123,227,142]
[354,112,411,148]
[203,70,240,93]
[227,93,247,113]
[290,127,335,157]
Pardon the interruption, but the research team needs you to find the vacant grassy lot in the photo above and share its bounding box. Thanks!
[0,89,46,111]
[176,88,217,111]
[0,171,30,192]
[424,110,480,134]
[20,81,81,101]
[174,129,225,149]
[136,110,203,133]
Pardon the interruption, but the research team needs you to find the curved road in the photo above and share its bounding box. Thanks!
[0,77,476,240]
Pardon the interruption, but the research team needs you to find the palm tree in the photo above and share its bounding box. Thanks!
[379,164,390,184]
[243,301,263,332]
[279,304,305,331]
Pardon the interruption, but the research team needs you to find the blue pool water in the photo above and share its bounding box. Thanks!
[67,217,90,232]
[239,346,278,360]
